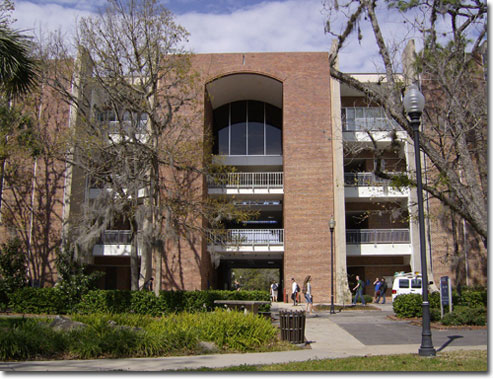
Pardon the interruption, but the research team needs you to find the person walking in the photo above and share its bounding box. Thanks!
[376,277,388,304]
[291,278,299,306]
[352,275,366,305]
[270,281,278,302]
[373,277,382,303]
[302,275,313,314]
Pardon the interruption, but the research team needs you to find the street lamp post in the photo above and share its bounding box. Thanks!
[403,84,436,357]
[329,217,336,314]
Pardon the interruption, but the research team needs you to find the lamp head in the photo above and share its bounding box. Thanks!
[329,217,336,230]
[403,83,425,117]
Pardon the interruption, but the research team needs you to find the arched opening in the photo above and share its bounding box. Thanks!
[213,100,282,156]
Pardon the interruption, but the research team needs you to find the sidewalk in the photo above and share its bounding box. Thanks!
[0,302,486,371]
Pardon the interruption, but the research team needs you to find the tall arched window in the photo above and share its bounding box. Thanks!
[213,100,282,156]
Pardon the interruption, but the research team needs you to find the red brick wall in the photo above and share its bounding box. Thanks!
[191,52,335,301]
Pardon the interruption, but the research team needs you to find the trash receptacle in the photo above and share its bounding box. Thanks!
[279,310,305,344]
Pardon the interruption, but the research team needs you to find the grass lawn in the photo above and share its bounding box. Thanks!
[190,350,487,372]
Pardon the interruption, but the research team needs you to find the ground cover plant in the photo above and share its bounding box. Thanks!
[189,350,487,372]
[0,309,292,361]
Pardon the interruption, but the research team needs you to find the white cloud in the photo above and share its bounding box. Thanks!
[13,1,95,41]
[12,0,418,72]
[176,0,329,53]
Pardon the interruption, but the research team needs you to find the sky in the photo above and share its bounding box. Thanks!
[12,0,424,72]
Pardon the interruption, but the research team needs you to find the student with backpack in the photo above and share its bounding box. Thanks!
[352,275,366,305]
[291,278,299,306]
[270,281,278,302]
[376,277,388,304]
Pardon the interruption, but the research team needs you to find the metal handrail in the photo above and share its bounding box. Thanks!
[209,229,284,245]
[207,172,283,189]
[99,230,132,244]
[346,229,410,244]
[342,107,400,132]
[344,172,402,186]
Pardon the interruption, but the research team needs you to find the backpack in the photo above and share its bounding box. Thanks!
[296,284,300,293]
[272,283,278,291]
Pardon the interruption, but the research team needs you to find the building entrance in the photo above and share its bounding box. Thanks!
[216,258,283,297]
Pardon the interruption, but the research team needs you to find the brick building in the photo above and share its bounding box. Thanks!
[1,51,485,302]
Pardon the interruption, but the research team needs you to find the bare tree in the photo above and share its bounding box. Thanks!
[42,0,249,292]
[325,0,487,248]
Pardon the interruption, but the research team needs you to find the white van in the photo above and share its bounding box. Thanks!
[391,273,422,301]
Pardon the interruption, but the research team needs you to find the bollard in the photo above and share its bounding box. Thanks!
[279,310,306,344]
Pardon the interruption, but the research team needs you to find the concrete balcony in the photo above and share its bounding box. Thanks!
[207,172,283,195]
[92,230,139,256]
[346,229,411,256]
[208,228,284,259]
[344,173,409,199]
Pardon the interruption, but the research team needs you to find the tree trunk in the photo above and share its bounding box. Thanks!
[154,245,162,296]
[130,236,139,290]
[138,216,153,290]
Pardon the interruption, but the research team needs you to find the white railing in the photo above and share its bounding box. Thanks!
[342,107,400,131]
[207,172,283,189]
[209,229,284,246]
[99,230,133,245]
[346,229,410,244]
[344,172,402,186]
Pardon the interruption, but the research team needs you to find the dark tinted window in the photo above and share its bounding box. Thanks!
[213,104,229,155]
[398,279,409,288]
[248,101,264,155]
[230,101,246,155]
[212,100,282,156]
[411,279,422,289]
[265,103,282,155]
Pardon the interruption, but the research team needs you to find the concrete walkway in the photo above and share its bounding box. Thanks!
[0,302,486,371]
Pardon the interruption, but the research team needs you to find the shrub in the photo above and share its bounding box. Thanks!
[0,238,28,310]
[392,294,423,318]
[75,290,132,314]
[54,246,104,311]
[453,288,487,308]
[8,288,271,316]
[9,287,70,314]
[441,306,487,326]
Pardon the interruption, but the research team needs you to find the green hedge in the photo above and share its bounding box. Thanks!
[8,288,270,315]
[8,288,71,314]
[393,288,486,324]
[441,306,487,326]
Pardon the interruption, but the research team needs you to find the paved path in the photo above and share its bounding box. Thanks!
[0,302,487,371]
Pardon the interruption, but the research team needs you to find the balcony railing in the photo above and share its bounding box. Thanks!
[342,107,400,132]
[207,172,283,189]
[346,229,410,244]
[99,230,133,245]
[344,172,401,186]
[209,229,284,246]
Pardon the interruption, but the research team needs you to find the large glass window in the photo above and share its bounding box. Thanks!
[230,102,247,155]
[213,100,282,156]
[214,104,229,155]
[265,103,282,155]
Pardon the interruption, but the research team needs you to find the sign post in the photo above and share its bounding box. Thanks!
[440,276,452,318]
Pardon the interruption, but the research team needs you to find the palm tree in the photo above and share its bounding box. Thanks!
[0,26,38,97]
